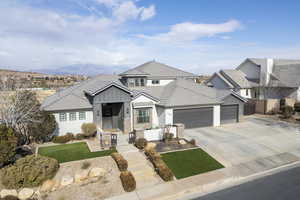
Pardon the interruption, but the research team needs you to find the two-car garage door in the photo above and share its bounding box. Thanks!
[173,107,213,129]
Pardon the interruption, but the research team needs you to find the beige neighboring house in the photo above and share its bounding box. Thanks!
[41,61,246,137]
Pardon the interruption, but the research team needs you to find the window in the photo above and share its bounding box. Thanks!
[140,78,145,86]
[59,113,67,121]
[128,79,135,87]
[246,89,249,96]
[79,111,86,120]
[137,109,150,123]
[69,112,77,121]
[152,80,160,85]
[135,78,140,87]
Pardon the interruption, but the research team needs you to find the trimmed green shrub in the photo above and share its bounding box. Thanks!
[294,102,300,112]
[75,133,86,140]
[0,125,18,166]
[81,161,91,170]
[81,123,97,137]
[135,138,147,149]
[281,105,294,119]
[0,155,59,189]
[120,170,136,192]
[52,133,74,144]
[111,153,128,171]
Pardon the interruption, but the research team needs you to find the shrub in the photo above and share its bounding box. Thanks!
[154,160,174,181]
[111,153,128,171]
[135,138,147,149]
[81,161,91,170]
[145,148,161,163]
[1,155,59,189]
[81,123,97,137]
[52,133,74,143]
[120,171,136,192]
[0,125,18,166]
[163,132,174,141]
[190,139,196,145]
[0,196,20,200]
[75,133,86,140]
[294,102,300,112]
[281,105,294,119]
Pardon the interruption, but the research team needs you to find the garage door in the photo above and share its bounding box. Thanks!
[221,105,239,124]
[173,107,213,129]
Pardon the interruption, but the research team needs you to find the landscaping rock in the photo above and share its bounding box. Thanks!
[146,142,156,150]
[40,179,56,192]
[51,180,61,191]
[60,176,74,186]
[88,167,106,178]
[18,188,34,200]
[74,170,89,183]
[0,189,18,198]
[179,140,187,145]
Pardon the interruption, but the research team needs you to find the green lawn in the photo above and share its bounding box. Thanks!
[161,148,224,179]
[38,142,116,163]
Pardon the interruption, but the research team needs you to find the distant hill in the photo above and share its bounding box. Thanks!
[34,64,130,76]
[0,68,45,76]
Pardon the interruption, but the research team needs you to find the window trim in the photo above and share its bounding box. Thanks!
[137,108,150,123]
[79,111,86,120]
[59,112,67,122]
[69,112,77,121]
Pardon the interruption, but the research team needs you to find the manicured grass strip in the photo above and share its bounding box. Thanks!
[38,142,116,163]
[161,148,224,179]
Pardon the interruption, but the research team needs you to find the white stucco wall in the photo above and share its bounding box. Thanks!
[147,79,174,86]
[213,105,220,127]
[239,89,252,99]
[165,108,173,125]
[131,95,159,128]
[238,60,260,80]
[54,110,93,136]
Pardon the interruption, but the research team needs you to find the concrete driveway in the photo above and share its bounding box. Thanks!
[185,115,300,167]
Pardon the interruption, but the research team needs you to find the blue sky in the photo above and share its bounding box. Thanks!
[1,0,300,74]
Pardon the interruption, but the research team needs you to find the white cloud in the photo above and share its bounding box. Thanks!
[139,19,242,43]
[112,1,142,22]
[140,5,156,21]
[220,36,231,40]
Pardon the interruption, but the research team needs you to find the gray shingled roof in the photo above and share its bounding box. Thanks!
[271,63,300,87]
[119,61,198,78]
[220,69,258,88]
[41,75,120,111]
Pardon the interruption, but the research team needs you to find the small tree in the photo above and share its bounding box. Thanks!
[28,111,57,143]
[0,125,18,167]
[81,123,97,137]
[281,105,294,119]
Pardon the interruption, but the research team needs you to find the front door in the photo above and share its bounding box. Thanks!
[102,105,113,129]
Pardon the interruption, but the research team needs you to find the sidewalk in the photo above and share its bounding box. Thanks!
[106,152,300,200]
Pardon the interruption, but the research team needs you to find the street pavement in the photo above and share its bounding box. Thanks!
[192,165,300,200]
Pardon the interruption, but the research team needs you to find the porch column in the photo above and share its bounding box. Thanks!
[93,103,102,129]
[123,101,131,133]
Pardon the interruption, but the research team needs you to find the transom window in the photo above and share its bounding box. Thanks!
[152,80,160,85]
[137,109,150,123]
[127,78,146,87]
[59,113,67,121]
[69,112,77,121]
[79,112,86,120]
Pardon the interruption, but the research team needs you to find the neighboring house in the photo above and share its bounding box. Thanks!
[41,61,246,136]
[207,58,300,101]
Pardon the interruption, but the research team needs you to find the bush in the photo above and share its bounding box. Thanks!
[111,153,128,171]
[281,105,294,119]
[0,196,20,200]
[52,133,74,143]
[145,148,161,163]
[81,123,97,137]
[120,171,136,192]
[1,155,59,189]
[0,125,18,167]
[135,138,147,149]
[81,161,91,170]
[154,160,174,181]
[294,102,300,112]
[75,133,86,140]
[163,132,174,141]
[190,139,196,145]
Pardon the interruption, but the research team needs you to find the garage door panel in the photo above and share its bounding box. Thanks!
[173,107,213,129]
[221,105,238,124]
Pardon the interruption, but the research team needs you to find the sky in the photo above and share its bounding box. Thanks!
[1,0,300,75]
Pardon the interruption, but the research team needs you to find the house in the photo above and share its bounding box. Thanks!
[207,58,300,101]
[41,61,246,136]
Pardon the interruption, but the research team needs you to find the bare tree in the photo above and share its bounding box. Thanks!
[0,81,41,144]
